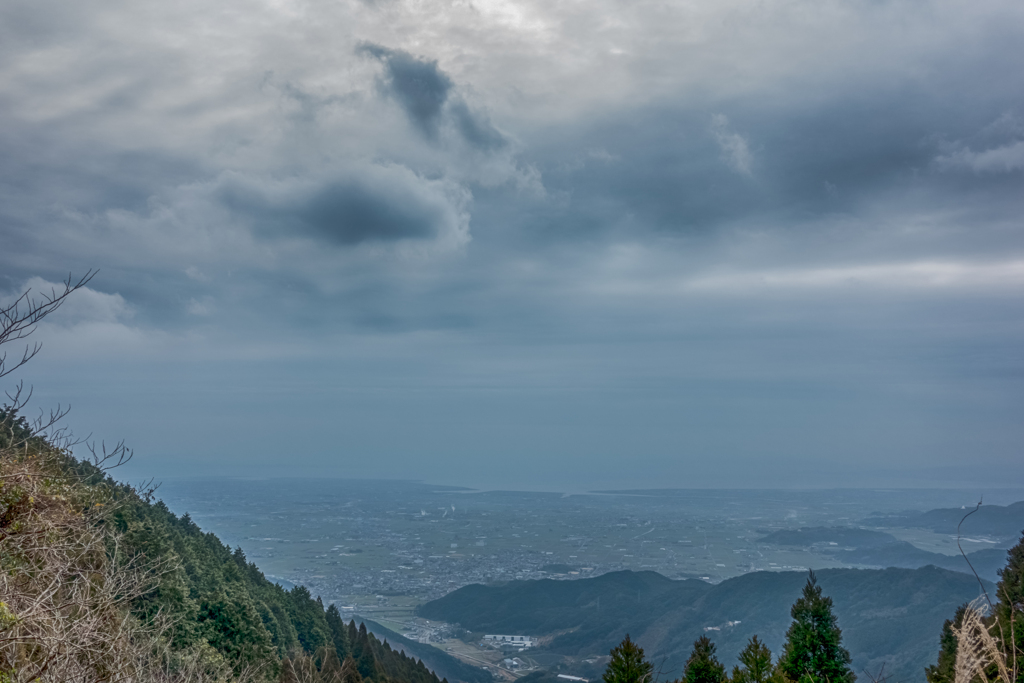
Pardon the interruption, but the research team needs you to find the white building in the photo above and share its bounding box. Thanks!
[484,635,535,648]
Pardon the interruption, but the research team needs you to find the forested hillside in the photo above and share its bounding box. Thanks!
[0,406,458,683]
[419,566,992,682]
[0,275,469,682]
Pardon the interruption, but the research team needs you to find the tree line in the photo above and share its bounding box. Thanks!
[602,571,853,683]
[601,531,1023,683]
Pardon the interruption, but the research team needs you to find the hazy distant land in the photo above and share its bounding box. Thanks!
[151,479,1024,681]
[157,480,1023,604]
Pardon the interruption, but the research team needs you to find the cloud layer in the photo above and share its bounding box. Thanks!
[0,0,1022,488]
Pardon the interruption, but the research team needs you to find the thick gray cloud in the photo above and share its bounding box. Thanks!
[358,42,508,150]
[0,0,1022,489]
[358,43,454,137]
[217,167,468,245]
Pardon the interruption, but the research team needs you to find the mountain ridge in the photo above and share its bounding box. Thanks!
[419,565,996,683]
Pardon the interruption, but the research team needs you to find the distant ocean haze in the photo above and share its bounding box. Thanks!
[154,478,1024,600]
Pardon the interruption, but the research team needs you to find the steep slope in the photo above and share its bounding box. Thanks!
[359,619,492,683]
[0,407,465,683]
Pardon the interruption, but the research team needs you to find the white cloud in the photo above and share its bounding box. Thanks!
[0,278,164,360]
[686,260,1024,293]
[710,114,753,176]
[936,140,1024,173]
[5,277,134,326]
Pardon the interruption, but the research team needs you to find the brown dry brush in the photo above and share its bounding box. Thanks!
[0,273,267,682]
[278,649,361,683]
[950,501,1021,683]
[0,431,161,682]
[0,430,265,682]
[952,599,1012,683]
[1,435,135,680]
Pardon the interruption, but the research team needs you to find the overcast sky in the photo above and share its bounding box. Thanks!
[2,0,1022,490]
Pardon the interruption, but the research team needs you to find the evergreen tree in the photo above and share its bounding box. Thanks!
[993,531,1024,675]
[683,635,726,683]
[604,634,654,683]
[326,604,352,661]
[925,604,967,683]
[731,636,774,683]
[343,655,366,683]
[777,571,854,683]
[356,621,383,682]
[319,645,345,683]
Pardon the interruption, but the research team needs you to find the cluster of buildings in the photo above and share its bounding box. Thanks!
[483,634,535,649]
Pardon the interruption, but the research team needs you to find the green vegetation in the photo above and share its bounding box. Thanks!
[421,566,990,682]
[924,530,1024,683]
[588,535,1024,683]
[925,604,966,683]
[776,572,853,683]
[597,580,850,683]
[603,635,653,683]
[0,408,461,682]
[682,636,726,683]
[730,637,774,683]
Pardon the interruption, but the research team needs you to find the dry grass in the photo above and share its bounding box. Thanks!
[952,599,1013,683]
[0,444,265,682]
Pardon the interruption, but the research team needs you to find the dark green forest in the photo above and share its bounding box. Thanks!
[417,564,996,681]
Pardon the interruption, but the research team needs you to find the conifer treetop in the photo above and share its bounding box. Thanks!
[778,571,855,683]
[604,635,654,683]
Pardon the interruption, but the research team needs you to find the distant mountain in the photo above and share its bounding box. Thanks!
[862,501,1024,542]
[756,526,1009,582]
[419,570,703,636]
[758,527,899,548]
[833,543,1008,582]
[419,567,992,683]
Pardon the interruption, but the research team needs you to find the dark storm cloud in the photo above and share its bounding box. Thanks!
[217,168,467,245]
[357,42,507,150]
[517,70,1024,252]
[449,100,508,152]
[357,43,453,138]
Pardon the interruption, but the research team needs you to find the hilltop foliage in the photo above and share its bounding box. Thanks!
[603,635,653,683]
[776,572,853,683]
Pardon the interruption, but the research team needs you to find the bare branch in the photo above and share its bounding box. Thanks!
[0,270,96,379]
